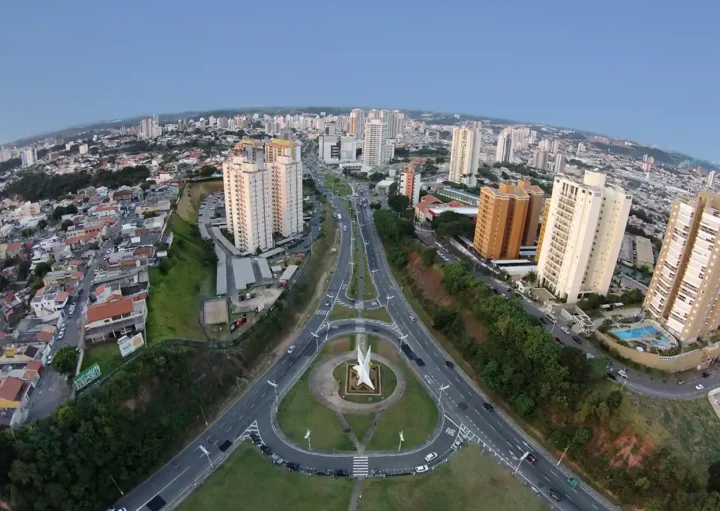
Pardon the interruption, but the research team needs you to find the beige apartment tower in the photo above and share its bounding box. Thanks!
[473,179,544,260]
[644,191,720,342]
[536,171,632,303]
[449,126,482,188]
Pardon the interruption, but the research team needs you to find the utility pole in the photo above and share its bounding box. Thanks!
[311,331,320,353]
[557,445,569,466]
[199,445,214,469]
[268,380,279,401]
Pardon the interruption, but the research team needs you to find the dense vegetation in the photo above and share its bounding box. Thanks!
[373,209,720,511]
[2,165,149,201]
[0,346,245,511]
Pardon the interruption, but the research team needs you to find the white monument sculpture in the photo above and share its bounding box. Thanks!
[353,344,375,390]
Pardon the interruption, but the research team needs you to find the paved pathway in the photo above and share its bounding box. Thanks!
[309,352,406,415]
[348,478,365,511]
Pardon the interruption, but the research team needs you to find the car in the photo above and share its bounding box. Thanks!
[702,372,710,378]
[287,345,296,355]
[415,465,429,473]
[548,489,562,502]
[47,355,54,364]
[677,379,685,385]
[482,402,494,411]
[409,316,416,322]
[325,300,331,307]
[606,372,617,381]
[58,330,66,340]
[555,336,562,344]
[445,360,455,369]
[572,336,582,344]
[695,384,705,390]
[539,317,547,324]
[561,326,571,335]
[526,453,538,464]
[424,452,437,462]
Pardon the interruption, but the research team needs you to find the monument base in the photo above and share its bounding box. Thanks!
[344,362,381,396]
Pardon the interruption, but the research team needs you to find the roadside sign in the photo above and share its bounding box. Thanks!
[73,363,102,391]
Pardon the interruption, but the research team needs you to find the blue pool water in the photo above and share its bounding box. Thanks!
[614,325,670,346]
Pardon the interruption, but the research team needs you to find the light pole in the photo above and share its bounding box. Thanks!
[398,334,408,351]
[199,445,214,469]
[551,319,557,334]
[268,380,279,401]
[514,451,530,474]
[200,405,208,426]
[385,294,394,308]
[556,445,570,466]
[438,384,449,408]
[109,475,124,496]
[398,431,404,452]
[305,429,312,450]
[311,331,320,353]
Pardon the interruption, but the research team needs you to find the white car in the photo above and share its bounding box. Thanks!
[424,452,437,462]
[47,355,54,364]
[561,327,571,335]
[695,384,705,390]
[415,465,429,473]
[287,345,296,355]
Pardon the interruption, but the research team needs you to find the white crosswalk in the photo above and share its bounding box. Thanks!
[353,456,369,477]
[316,310,329,316]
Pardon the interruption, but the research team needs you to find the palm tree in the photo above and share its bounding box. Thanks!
[523,271,537,285]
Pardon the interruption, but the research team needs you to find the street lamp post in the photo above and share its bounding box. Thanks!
[514,451,530,474]
[398,431,404,452]
[200,405,208,426]
[109,475,124,496]
[311,332,320,353]
[557,445,570,466]
[438,384,450,408]
[385,294,394,308]
[305,429,312,450]
[267,380,279,401]
[199,445,214,469]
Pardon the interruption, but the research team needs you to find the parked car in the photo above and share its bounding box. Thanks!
[695,384,705,390]
[702,372,710,378]
[572,336,582,344]
[555,336,562,344]
[415,465,429,473]
[424,452,437,462]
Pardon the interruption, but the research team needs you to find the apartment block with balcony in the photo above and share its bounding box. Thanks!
[536,171,631,303]
[644,191,720,342]
[473,179,544,260]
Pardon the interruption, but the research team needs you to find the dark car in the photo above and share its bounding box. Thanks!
[548,489,562,502]
[539,317,547,324]
[572,336,582,345]
[702,372,710,378]
[445,360,455,369]
[482,402,494,412]
[286,462,300,471]
[606,372,617,381]
[526,453,538,464]
[555,336,562,344]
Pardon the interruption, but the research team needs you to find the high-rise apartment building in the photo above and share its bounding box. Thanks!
[139,116,161,139]
[473,179,544,260]
[536,171,632,303]
[386,110,405,139]
[495,130,514,163]
[269,145,303,239]
[708,171,716,188]
[399,160,422,205]
[265,139,302,165]
[538,139,551,152]
[449,127,482,188]
[21,148,37,167]
[362,119,389,169]
[349,109,366,140]
[644,191,720,342]
[551,140,560,154]
[553,153,566,174]
[223,142,274,254]
[532,150,548,171]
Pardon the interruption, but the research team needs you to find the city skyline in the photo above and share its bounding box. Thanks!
[1,0,718,161]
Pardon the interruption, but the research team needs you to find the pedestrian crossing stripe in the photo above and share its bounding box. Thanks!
[353,456,369,477]
[316,310,329,316]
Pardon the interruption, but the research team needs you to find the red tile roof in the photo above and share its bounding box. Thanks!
[86,297,134,323]
[0,377,24,401]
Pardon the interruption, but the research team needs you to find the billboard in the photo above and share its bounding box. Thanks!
[117,333,144,357]
[73,363,101,391]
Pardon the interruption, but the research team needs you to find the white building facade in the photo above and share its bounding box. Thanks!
[536,171,632,303]
[449,127,482,188]
[362,119,389,169]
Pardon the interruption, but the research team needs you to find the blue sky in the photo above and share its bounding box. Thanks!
[1,0,718,161]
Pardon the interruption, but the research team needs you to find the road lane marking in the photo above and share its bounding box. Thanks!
[134,466,190,511]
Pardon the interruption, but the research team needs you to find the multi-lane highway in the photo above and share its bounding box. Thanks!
[114,157,617,511]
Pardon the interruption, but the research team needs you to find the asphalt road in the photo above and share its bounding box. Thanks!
[113,158,617,511]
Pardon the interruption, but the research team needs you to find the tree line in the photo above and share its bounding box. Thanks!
[372,208,720,511]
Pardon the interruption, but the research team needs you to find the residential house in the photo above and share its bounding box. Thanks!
[85,296,147,342]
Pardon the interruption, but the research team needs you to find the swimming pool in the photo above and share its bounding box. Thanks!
[614,325,672,346]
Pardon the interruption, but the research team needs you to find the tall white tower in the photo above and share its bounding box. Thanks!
[449,127,482,188]
[495,130,514,163]
[363,119,388,169]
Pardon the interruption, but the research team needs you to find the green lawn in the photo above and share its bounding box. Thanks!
[345,413,376,442]
[614,383,720,468]
[367,346,438,451]
[277,342,355,452]
[145,214,215,343]
[329,304,357,321]
[362,241,377,300]
[358,446,547,511]
[363,307,392,323]
[324,174,352,196]
[176,442,354,511]
[80,342,126,373]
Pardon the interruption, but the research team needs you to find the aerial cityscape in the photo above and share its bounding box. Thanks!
[1,2,719,511]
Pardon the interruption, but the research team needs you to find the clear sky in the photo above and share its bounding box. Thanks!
[1,0,718,160]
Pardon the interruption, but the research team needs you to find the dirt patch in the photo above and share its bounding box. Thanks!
[328,337,352,354]
[591,427,654,468]
[406,252,452,307]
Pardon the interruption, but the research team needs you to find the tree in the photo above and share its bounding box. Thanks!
[34,262,52,278]
[37,219,48,230]
[61,219,74,231]
[369,172,385,183]
[143,211,159,219]
[388,195,410,213]
[522,271,537,285]
[708,461,720,493]
[53,204,78,220]
[52,346,78,375]
[20,228,33,238]
[198,165,218,177]
[388,182,398,196]
[421,248,437,267]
